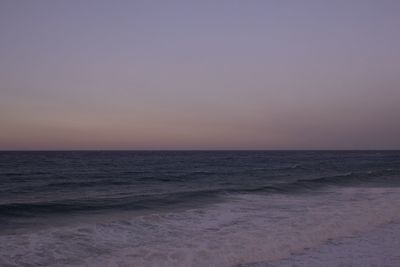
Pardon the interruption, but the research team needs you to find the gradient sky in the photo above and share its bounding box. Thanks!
[1,0,399,150]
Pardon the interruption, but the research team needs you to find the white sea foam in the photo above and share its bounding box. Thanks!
[1,186,400,267]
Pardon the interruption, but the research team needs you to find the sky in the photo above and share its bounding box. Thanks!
[0,0,399,150]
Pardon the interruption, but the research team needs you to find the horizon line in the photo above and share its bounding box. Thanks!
[1,149,399,152]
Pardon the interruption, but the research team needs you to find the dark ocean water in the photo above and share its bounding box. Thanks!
[1,151,400,266]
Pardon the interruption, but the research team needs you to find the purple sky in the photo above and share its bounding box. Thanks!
[1,0,399,150]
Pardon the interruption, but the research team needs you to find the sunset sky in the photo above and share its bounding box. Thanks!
[1,0,399,150]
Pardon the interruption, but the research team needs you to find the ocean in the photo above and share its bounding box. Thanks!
[0,151,399,266]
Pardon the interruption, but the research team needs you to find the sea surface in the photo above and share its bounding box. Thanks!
[0,151,399,267]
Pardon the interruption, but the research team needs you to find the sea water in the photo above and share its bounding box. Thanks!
[0,151,399,266]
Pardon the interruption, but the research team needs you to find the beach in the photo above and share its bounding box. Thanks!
[247,220,400,267]
[2,0,400,266]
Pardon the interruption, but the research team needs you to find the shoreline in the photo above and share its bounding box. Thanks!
[246,220,400,267]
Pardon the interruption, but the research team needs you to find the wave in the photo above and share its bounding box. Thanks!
[1,168,398,219]
[2,186,400,267]
[245,169,399,194]
[0,189,221,218]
